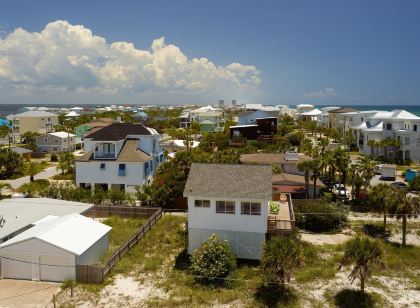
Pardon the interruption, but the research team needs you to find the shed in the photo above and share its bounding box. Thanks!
[0,213,111,282]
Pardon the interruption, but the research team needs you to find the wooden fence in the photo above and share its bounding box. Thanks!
[76,208,163,284]
[83,205,161,219]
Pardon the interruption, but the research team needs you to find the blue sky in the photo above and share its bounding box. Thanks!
[0,0,419,105]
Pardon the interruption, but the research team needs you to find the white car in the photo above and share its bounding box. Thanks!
[333,187,350,199]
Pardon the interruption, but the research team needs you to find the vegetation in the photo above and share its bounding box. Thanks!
[0,150,23,179]
[340,236,385,293]
[0,182,12,198]
[294,200,348,232]
[260,233,303,285]
[99,216,146,262]
[24,160,48,182]
[190,234,237,286]
[57,152,75,175]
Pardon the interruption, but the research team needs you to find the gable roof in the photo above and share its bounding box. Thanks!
[240,153,311,165]
[12,111,57,118]
[328,107,357,113]
[237,110,279,118]
[184,163,272,200]
[0,213,111,256]
[85,123,155,141]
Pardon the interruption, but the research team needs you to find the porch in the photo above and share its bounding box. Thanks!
[267,194,295,235]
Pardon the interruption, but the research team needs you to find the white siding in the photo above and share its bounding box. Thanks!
[76,233,109,265]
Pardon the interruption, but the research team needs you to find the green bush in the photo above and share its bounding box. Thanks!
[190,234,236,286]
[294,200,348,233]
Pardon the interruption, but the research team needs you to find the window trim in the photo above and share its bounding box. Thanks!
[216,201,235,214]
[194,199,210,208]
[241,202,261,216]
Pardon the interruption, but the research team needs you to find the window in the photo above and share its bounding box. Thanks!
[386,123,392,130]
[241,202,261,215]
[118,164,126,176]
[52,147,57,152]
[414,125,417,132]
[54,138,58,143]
[195,200,210,208]
[103,143,115,153]
[44,138,48,142]
[100,163,106,170]
[216,201,235,214]
[144,162,149,176]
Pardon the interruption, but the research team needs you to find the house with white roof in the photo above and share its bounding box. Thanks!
[237,110,279,125]
[352,110,420,161]
[189,106,223,131]
[184,163,294,260]
[0,212,111,282]
[76,123,163,192]
[7,111,59,136]
[36,131,76,153]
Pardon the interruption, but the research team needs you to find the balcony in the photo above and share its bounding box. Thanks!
[94,151,116,159]
[267,194,295,235]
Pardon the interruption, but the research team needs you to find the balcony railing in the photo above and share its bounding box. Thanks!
[267,195,295,235]
[94,152,116,159]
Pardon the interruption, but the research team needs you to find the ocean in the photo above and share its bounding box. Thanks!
[1,103,420,117]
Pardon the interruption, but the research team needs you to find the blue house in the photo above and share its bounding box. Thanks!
[237,110,279,125]
[0,118,11,128]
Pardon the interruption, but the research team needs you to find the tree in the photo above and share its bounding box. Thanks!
[298,160,312,197]
[347,163,358,199]
[18,182,41,198]
[260,233,303,285]
[356,155,376,194]
[56,152,75,175]
[309,156,322,198]
[24,160,48,182]
[340,236,385,293]
[333,148,350,188]
[0,150,23,178]
[0,182,12,198]
[367,140,376,157]
[369,183,397,233]
[190,234,236,286]
[393,193,420,246]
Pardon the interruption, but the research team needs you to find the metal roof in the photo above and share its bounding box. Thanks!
[0,213,111,256]
[184,163,272,200]
[0,198,93,241]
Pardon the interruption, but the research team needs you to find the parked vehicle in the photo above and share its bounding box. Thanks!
[380,164,396,181]
[335,188,350,200]
[390,182,409,191]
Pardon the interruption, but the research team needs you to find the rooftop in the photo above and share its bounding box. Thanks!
[11,111,58,118]
[49,131,76,138]
[237,110,279,118]
[0,213,111,255]
[184,163,272,200]
[240,153,311,165]
[328,107,357,114]
[85,123,157,141]
[0,198,93,241]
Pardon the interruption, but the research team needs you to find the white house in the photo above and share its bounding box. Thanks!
[184,163,273,260]
[76,123,163,193]
[0,213,111,282]
[352,110,420,161]
[36,131,76,153]
[189,106,223,128]
[237,110,279,125]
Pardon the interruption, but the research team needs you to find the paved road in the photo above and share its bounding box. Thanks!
[1,166,60,190]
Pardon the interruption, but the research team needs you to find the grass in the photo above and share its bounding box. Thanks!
[99,216,146,263]
[63,214,419,307]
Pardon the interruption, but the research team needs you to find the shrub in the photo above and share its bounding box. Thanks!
[190,234,236,286]
[294,200,348,232]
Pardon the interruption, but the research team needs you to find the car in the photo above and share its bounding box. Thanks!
[390,182,409,191]
[333,187,350,199]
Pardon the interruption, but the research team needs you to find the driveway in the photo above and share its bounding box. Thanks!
[2,166,60,190]
[0,279,60,308]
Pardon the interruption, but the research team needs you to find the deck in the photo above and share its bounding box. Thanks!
[267,194,295,235]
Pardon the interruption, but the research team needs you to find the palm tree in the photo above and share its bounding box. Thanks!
[298,160,312,198]
[56,152,75,175]
[260,233,303,285]
[393,193,420,246]
[340,236,385,294]
[369,183,396,233]
[309,157,322,199]
[333,148,350,188]
[347,163,359,199]
[18,182,40,198]
[356,155,376,194]
[24,160,47,182]
[0,182,12,198]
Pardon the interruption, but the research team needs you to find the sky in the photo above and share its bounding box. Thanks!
[0,0,419,106]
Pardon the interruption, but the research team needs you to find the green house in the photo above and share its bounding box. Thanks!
[199,120,217,133]
[75,124,93,138]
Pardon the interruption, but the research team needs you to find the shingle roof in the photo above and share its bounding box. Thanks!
[328,107,357,113]
[76,139,151,162]
[183,163,272,200]
[85,123,153,141]
[240,153,311,165]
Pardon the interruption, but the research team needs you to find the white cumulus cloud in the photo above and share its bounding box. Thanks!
[303,87,337,99]
[0,20,261,103]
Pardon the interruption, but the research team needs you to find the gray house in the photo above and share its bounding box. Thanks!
[36,131,76,153]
